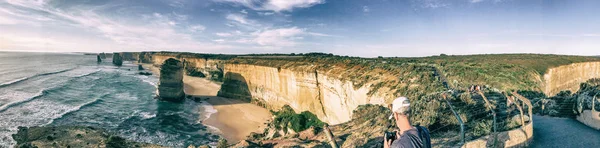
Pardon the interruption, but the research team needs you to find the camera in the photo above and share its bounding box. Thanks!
[385,131,397,141]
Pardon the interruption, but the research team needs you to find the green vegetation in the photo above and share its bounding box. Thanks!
[271,105,325,132]
[217,138,228,148]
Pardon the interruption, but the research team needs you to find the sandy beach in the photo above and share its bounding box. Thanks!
[142,64,271,143]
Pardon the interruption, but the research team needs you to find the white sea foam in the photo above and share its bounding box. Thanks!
[199,101,218,121]
[198,101,222,134]
[0,90,45,112]
[0,77,29,87]
[73,69,101,78]
[139,111,157,119]
[0,98,101,147]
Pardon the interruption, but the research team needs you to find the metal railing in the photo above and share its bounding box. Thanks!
[428,90,533,147]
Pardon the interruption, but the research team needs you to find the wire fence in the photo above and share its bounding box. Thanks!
[427,90,533,147]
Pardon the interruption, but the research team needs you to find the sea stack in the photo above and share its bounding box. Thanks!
[157,58,185,102]
[138,64,144,70]
[99,52,107,59]
[97,55,102,63]
[112,53,123,66]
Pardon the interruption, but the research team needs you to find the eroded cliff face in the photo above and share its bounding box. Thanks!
[150,54,223,79]
[543,62,600,96]
[218,64,391,124]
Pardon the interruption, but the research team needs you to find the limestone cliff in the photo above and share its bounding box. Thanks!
[543,62,600,96]
[217,64,390,124]
[120,52,137,61]
[112,53,123,66]
[157,58,185,102]
[150,54,224,80]
[138,52,154,63]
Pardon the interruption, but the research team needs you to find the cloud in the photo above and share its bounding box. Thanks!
[254,27,304,46]
[166,0,185,8]
[189,25,206,32]
[363,6,370,13]
[213,39,226,43]
[225,13,260,29]
[0,0,230,52]
[258,12,275,16]
[582,34,600,37]
[251,27,331,47]
[226,14,251,25]
[216,32,233,37]
[412,0,448,9]
[240,9,248,14]
[470,0,484,3]
[216,0,324,12]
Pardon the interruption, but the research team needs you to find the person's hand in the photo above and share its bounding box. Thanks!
[383,135,392,148]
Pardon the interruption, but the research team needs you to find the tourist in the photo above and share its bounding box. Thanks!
[384,97,431,148]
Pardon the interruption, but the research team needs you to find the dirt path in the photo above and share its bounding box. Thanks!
[532,115,600,148]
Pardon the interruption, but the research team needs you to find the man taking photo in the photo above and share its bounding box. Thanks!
[384,97,431,148]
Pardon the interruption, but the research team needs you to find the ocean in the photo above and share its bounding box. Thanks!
[0,52,217,147]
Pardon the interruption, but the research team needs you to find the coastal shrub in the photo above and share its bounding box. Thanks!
[470,120,492,138]
[216,138,228,148]
[272,105,324,132]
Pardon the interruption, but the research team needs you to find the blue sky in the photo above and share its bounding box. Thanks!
[0,0,598,57]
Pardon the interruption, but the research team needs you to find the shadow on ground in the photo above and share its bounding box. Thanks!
[532,115,600,148]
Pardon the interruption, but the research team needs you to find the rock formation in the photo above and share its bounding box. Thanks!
[99,52,107,59]
[12,126,166,148]
[217,64,388,124]
[138,52,153,63]
[112,53,123,66]
[543,62,600,96]
[120,52,136,61]
[97,55,102,63]
[151,54,224,80]
[138,64,144,70]
[157,58,185,102]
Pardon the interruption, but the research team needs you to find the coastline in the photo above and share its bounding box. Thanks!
[141,63,271,143]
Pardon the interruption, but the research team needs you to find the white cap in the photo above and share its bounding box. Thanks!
[389,97,411,119]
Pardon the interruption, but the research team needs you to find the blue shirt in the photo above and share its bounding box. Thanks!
[390,128,423,148]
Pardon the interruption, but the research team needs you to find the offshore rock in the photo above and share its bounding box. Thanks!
[12,126,166,148]
[99,52,107,59]
[97,55,102,63]
[138,64,145,70]
[112,53,123,66]
[158,58,185,102]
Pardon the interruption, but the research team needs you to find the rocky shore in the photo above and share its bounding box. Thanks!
[11,126,166,148]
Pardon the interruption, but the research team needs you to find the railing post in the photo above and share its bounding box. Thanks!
[323,124,338,148]
[477,91,496,133]
[442,94,465,145]
[505,92,525,126]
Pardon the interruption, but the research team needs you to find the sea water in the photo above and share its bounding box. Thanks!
[0,52,217,147]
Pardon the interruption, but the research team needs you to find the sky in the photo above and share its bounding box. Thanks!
[0,0,599,57]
